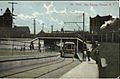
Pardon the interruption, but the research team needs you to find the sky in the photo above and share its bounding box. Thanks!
[0,1,119,34]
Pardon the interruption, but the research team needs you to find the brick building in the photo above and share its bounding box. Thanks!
[89,14,119,42]
[0,8,30,38]
[90,15,112,34]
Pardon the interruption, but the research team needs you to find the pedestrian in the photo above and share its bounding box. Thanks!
[29,44,32,50]
[92,41,98,51]
[94,50,102,67]
[30,42,34,50]
[23,44,25,51]
[83,49,87,61]
[29,42,34,50]
[87,49,91,61]
[38,42,41,52]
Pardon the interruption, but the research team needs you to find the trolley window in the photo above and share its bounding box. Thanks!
[64,44,75,50]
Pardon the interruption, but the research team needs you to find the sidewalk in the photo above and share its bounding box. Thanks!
[61,58,99,78]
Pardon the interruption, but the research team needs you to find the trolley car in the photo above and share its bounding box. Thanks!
[61,42,76,57]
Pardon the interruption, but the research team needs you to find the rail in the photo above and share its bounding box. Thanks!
[0,54,60,63]
[0,56,62,78]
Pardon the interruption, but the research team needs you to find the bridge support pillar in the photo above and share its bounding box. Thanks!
[38,38,41,52]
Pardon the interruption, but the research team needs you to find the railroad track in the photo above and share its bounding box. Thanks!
[1,58,75,78]
[0,54,60,72]
[0,56,62,78]
[35,58,74,78]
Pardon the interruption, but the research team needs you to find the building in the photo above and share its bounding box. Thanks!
[90,15,112,34]
[101,18,120,32]
[90,14,119,42]
[0,8,30,38]
[0,8,12,28]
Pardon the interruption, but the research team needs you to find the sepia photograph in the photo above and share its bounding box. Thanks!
[0,0,119,78]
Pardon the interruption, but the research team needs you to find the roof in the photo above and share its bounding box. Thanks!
[37,32,83,39]
[90,15,112,19]
[3,8,12,16]
[14,26,30,32]
[64,42,75,44]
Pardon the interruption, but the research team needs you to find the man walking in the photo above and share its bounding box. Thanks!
[87,49,91,61]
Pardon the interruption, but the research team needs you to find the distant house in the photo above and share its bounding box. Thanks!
[13,26,30,37]
[0,8,30,38]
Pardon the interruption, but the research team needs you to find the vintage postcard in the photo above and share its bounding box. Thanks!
[0,0,119,78]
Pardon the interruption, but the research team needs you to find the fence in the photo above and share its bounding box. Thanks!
[0,38,44,56]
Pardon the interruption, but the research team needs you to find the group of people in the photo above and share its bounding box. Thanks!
[29,42,41,52]
[82,41,99,63]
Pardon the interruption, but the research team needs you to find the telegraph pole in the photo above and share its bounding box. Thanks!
[83,13,85,50]
[33,18,36,35]
[42,23,44,32]
[8,2,18,28]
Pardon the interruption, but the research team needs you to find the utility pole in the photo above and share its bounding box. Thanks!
[51,25,53,33]
[8,2,18,28]
[33,18,36,35]
[83,13,85,50]
[42,23,44,32]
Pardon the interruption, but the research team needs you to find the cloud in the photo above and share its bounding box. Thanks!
[43,2,68,16]
[43,1,88,25]
[32,12,44,18]
[36,18,43,24]
[48,14,58,22]
[54,8,68,15]
[17,14,33,20]
[70,10,84,15]
[17,11,44,21]
[17,12,43,20]
[90,6,96,17]
[43,2,54,14]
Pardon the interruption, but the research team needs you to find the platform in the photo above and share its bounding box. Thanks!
[0,52,60,61]
[61,58,99,78]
